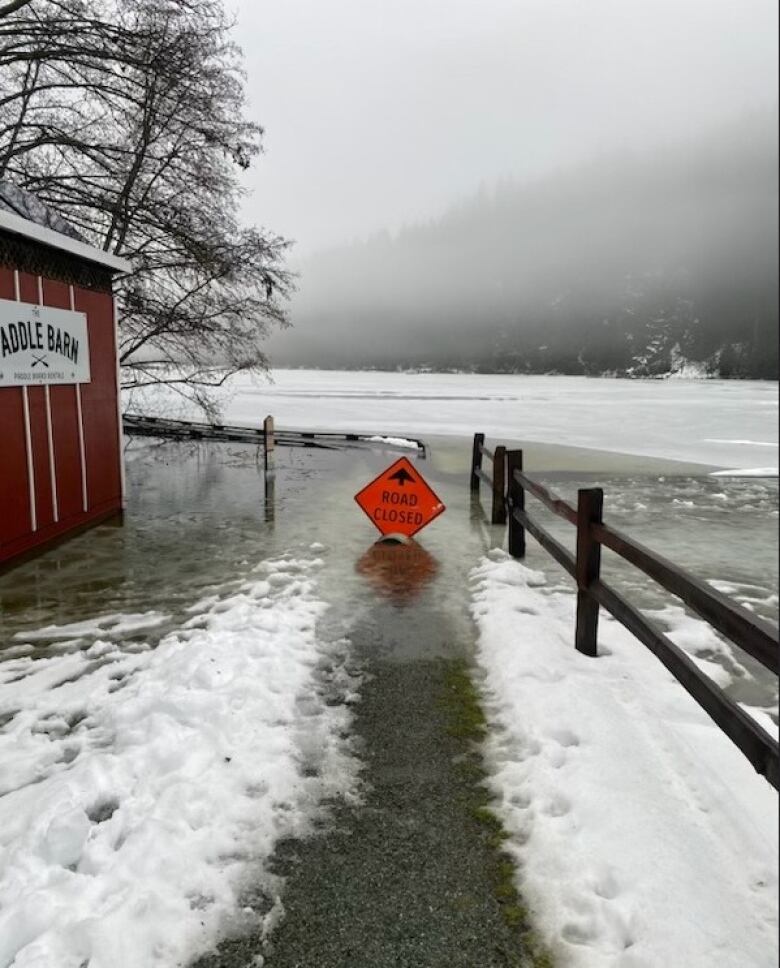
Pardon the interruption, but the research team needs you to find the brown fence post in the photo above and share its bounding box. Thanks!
[264,414,275,477]
[492,445,507,525]
[575,487,603,657]
[470,433,484,493]
[506,449,525,558]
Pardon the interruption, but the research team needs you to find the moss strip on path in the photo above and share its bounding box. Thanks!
[442,660,553,968]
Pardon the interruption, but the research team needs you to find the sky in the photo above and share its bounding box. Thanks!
[233,0,778,258]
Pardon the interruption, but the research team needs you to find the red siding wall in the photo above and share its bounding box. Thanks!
[0,263,123,568]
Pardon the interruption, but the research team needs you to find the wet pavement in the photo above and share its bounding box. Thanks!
[194,636,534,968]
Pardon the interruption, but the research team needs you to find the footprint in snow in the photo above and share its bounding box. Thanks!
[548,727,581,748]
[541,794,572,818]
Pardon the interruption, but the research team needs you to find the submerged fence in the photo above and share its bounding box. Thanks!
[123,414,427,458]
[471,434,780,791]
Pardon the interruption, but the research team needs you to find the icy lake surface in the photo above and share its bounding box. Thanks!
[0,371,777,966]
[209,370,780,473]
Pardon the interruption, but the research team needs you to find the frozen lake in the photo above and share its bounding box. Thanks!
[184,370,779,473]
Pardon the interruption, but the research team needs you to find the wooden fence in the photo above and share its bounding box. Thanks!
[470,433,506,525]
[124,414,427,458]
[472,434,780,790]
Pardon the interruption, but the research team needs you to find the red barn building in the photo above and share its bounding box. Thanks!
[0,187,130,570]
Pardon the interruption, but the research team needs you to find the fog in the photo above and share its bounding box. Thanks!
[234,0,778,375]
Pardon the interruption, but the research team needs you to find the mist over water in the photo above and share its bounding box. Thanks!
[229,1,778,376]
[270,115,778,375]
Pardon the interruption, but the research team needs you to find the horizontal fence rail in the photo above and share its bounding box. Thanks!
[470,432,506,525]
[591,521,779,675]
[514,507,575,577]
[516,470,578,525]
[501,447,779,791]
[591,579,779,788]
[123,415,427,457]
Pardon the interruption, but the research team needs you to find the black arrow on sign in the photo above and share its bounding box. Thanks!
[388,467,415,487]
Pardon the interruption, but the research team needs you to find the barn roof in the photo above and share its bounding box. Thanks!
[0,182,130,273]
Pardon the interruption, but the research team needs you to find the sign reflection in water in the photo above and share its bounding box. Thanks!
[355,539,439,604]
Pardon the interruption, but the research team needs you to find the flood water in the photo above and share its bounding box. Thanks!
[1,434,776,723]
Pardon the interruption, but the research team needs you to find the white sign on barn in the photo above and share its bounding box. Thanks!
[0,298,91,386]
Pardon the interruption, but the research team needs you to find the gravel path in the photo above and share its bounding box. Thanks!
[193,593,531,968]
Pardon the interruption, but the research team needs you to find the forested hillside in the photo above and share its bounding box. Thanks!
[274,114,778,377]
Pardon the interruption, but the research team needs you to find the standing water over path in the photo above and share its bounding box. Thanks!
[0,435,776,966]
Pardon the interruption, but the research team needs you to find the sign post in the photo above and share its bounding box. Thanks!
[354,456,445,538]
[263,414,275,476]
[263,414,275,516]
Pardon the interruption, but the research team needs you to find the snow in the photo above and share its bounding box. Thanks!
[704,439,779,448]
[710,467,779,478]
[129,370,778,471]
[470,551,778,968]
[665,359,710,380]
[365,434,420,448]
[0,556,360,968]
[13,611,170,642]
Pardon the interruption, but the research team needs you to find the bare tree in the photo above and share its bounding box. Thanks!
[0,0,292,414]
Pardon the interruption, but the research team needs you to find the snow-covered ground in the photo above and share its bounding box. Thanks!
[0,555,360,968]
[470,552,778,968]
[160,370,780,473]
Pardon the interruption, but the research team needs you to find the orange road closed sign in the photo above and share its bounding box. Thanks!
[354,457,446,538]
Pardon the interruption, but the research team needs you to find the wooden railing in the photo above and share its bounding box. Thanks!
[470,433,507,525]
[500,448,779,791]
[123,414,428,457]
